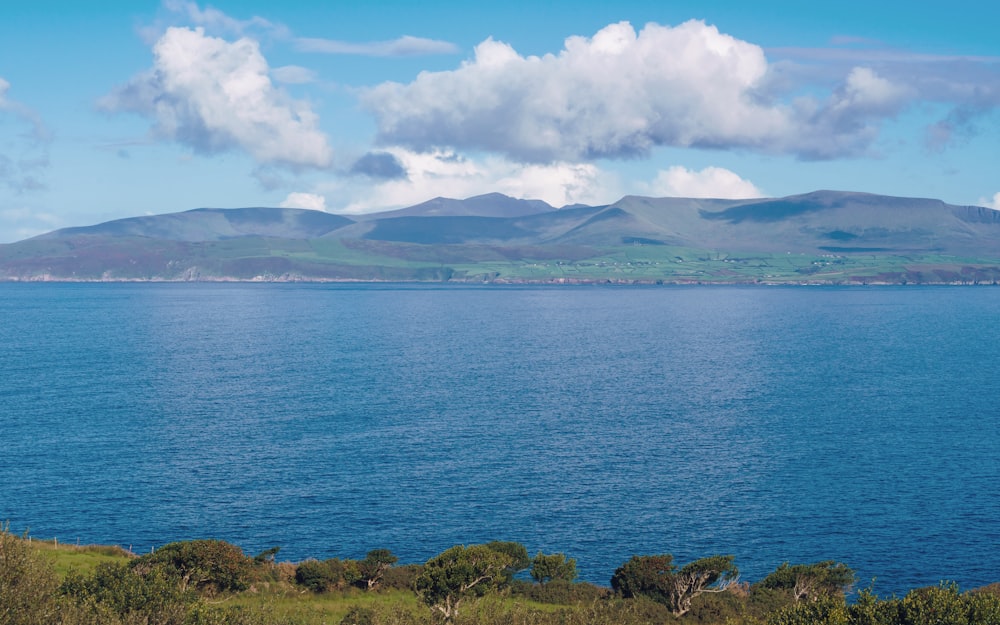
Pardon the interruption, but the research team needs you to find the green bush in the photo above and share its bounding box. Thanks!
[529,552,577,584]
[60,561,192,625]
[132,540,253,594]
[756,561,855,602]
[0,528,60,625]
[381,564,422,592]
[294,559,337,593]
[509,579,608,605]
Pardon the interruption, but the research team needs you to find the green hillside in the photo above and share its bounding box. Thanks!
[3,191,1000,283]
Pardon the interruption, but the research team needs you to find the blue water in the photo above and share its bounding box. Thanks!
[1,283,998,596]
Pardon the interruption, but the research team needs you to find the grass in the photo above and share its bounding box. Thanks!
[28,537,133,577]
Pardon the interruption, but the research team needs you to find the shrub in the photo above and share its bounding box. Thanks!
[60,561,192,625]
[295,559,338,593]
[611,553,739,616]
[132,539,253,594]
[756,561,855,602]
[510,579,608,605]
[0,527,60,625]
[381,564,423,591]
[529,552,577,584]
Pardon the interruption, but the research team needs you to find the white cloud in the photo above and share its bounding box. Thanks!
[362,20,918,162]
[647,166,764,199]
[295,35,459,57]
[280,192,327,211]
[101,26,332,169]
[978,192,1000,211]
[321,147,619,214]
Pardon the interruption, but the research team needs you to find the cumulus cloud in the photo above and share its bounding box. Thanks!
[648,166,764,199]
[295,35,459,57]
[768,44,1000,151]
[280,192,327,211]
[362,20,917,163]
[100,26,333,169]
[978,192,1000,211]
[324,147,619,214]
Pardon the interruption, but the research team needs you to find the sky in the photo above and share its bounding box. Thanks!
[0,0,998,243]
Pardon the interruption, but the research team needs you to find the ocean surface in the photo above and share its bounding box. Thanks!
[1,283,998,596]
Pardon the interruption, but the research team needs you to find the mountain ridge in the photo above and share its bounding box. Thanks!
[4,190,1000,284]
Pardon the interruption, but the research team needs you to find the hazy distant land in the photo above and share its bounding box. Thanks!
[3,190,1000,284]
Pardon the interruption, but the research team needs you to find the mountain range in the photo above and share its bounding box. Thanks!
[3,190,999,284]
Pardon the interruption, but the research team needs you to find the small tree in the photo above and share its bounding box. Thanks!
[358,549,399,590]
[758,561,855,602]
[133,539,253,594]
[484,541,530,582]
[414,544,513,620]
[530,552,578,584]
[611,554,739,616]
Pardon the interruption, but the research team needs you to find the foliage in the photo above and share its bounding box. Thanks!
[381,564,423,592]
[295,558,354,593]
[60,560,192,625]
[509,579,608,605]
[483,541,530,582]
[764,596,849,625]
[756,561,855,602]
[10,530,1000,625]
[359,550,399,591]
[611,554,739,616]
[253,547,282,565]
[529,552,577,584]
[0,527,60,625]
[132,539,254,594]
[414,544,514,620]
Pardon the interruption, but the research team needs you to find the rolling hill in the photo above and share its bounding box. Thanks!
[2,191,999,284]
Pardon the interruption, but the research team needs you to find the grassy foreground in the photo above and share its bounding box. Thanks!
[4,530,1000,625]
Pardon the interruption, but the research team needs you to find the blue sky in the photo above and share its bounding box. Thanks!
[1,0,998,242]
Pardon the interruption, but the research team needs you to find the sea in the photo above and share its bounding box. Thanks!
[1,283,998,596]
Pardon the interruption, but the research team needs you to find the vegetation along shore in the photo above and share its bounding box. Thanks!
[3,527,999,625]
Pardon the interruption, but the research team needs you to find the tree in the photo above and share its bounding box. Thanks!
[758,561,855,602]
[358,549,398,590]
[133,539,253,594]
[611,554,739,616]
[483,541,530,583]
[414,544,514,620]
[530,552,578,584]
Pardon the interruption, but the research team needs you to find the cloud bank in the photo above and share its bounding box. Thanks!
[649,166,764,199]
[101,26,333,169]
[280,192,327,211]
[324,148,618,214]
[362,20,916,163]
